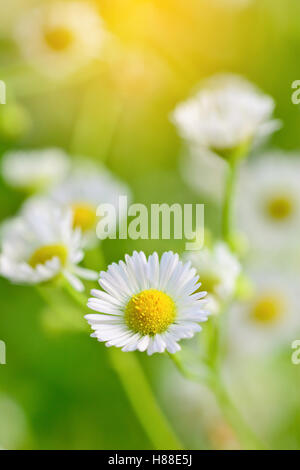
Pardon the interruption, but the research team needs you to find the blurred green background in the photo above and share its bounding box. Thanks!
[1,0,300,450]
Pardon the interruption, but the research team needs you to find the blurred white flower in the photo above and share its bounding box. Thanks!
[1,148,70,192]
[171,74,280,159]
[184,243,241,314]
[228,268,300,356]
[32,162,131,248]
[85,251,209,355]
[0,201,97,291]
[15,1,105,78]
[236,152,300,254]
[180,145,227,203]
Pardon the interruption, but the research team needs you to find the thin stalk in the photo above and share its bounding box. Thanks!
[61,277,88,310]
[168,352,266,450]
[60,278,183,450]
[109,348,182,450]
[222,160,238,243]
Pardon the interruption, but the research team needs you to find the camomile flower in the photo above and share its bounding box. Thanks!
[44,163,131,247]
[227,268,300,356]
[85,251,209,355]
[15,2,105,78]
[236,151,300,254]
[171,74,280,160]
[183,243,241,314]
[0,202,97,291]
[1,148,70,192]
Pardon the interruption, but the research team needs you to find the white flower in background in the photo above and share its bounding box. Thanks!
[227,268,300,356]
[236,152,300,253]
[15,2,105,78]
[85,251,209,355]
[1,148,70,192]
[184,243,241,314]
[44,163,131,247]
[0,202,97,291]
[171,74,280,159]
[180,146,227,203]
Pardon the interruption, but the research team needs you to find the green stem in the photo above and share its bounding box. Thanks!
[60,277,88,309]
[212,376,266,450]
[35,283,88,332]
[60,278,183,450]
[222,159,238,243]
[109,348,182,449]
[168,352,266,450]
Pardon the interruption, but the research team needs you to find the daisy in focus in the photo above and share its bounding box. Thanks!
[15,2,105,78]
[183,243,241,314]
[227,268,300,356]
[235,152,300,254]
[85,251,209,355]
[0,202,97,291]
[1,148,70,192]
[171,74,280,160]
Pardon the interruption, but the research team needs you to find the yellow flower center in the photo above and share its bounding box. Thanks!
[44,27,74,52]
[72,203,97,232]
[266,195,294,221]
[125,289,176,336]
[29,244,68,268]
[251,293,286,324]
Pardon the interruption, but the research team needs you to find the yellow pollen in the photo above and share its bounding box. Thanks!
[125,289,176,336]
[44,27,74,52]
[251,293,286,324]
[72,203,97,232]
[266,195,294,221]
[29,244,68,268]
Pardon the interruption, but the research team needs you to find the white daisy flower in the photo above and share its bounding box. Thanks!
[1,148,70,192]
[43,163,131,247]
[85,251,209,355]
[171,74,280,159]
[183,243,241,314]
[235,151,300,254]
[227,268,300,356]
[15,2,105,78]
[0,201,97,291]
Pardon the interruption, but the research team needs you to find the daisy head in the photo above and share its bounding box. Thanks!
[85,251,209,355]
[228,268,300,356]
[1,148,70,192]
[15,2,105,78]
[236,151,300,254]
[46,163,131,247]
[183,243,241,314]
[0,201,97,291]
[171,74,280,160]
